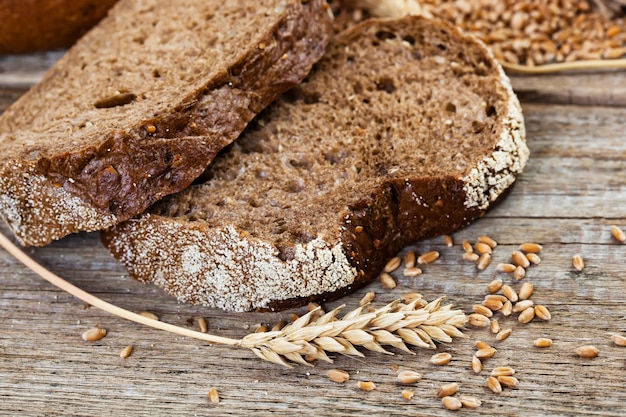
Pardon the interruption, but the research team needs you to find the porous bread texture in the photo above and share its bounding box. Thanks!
[103,16,529,312]
[0,0,333,246]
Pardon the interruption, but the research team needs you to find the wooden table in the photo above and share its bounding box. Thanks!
[1,52,625,417]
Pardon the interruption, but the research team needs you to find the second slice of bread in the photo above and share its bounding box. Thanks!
[103,16,529,312]
[0,0,333,246]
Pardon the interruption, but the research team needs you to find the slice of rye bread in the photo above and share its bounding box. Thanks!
[0,0,333,246]
[102,16,529,312]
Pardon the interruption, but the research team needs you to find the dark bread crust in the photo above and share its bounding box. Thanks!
[103,16,528,312]
[0,0,333,246]
[0,0,119,54]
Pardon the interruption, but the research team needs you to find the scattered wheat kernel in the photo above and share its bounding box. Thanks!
[534,338,553,348]
[501,300,513,317]
[487,279,503,293]
[473,305,493,318]
[475,347,497,359]
[469,314,491,327]
[405,251,417,268]
[496,328,512,342]
[255,324,268,333]
[572,254,584,271]
[477,253,491,270]
[526,253,542,265]
[485,294,508,303]
[139,311,159,320]
[534,305,552,321]
[358,381,376,391]
[486,376,503,394]
[208,388,220,405]
[444,235,454,247]
[460,396,482,408]
[384,256,402,273]
[472,356,483,373]
[82,327,106,341]
[418,250,440,264]
[607,25,621,37]
[497,376,519,387]
[512,251,530,268]
[611,334,626,346]
[462,240,473,253]
[328,369,350,383]
[442,396,462,411]
[475,340,491,350]
[490,319,501,334]
[576,345,599,358]
[482,298,504,311]
[119,345,133,359]
[430,352,452,365]
[478,235,498,248]
[518,307,536,324]
[518,282,534,301]
[271,320,285,332]
[491,367,515,377]
[513,299,534,313]
[513,266,526,280]
[475,242,493,255]
[401,390,415,401]
[197,317,208,333]
[463,252,480,262]
[359,291,376,306]
[397,370,422,384]
[403,267,423,277]
[520,243,542,253]
[379,272,397,289]
[502,285,518,302]
[497,263,516,273]
[436,382,459,398]
[611,225,626,243]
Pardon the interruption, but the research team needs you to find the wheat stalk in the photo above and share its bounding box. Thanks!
[0,232,467,367]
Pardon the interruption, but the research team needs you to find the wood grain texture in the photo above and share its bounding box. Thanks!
[1,54,625,416]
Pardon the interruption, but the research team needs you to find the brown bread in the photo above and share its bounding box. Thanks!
[102,16,529,312]
[0,0,333,246]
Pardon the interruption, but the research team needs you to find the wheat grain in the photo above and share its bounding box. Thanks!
[486,376,502,393]
[459,396,482,408]
[534,305,552,321]
[463,252,480,262]
[491,367,515,377]
[611,225,626,243]
[518,307,536,324]
[380,272,397,289]
[520,243,542,253]
[208,388,220,405]
[120,345,133,359]
[576,345,599,358]
[82,327,106,341]
[475,347,497,359]
[198,317,208,333]
[442,396,462,411]
[418,251,440,264]
[403,267,423,277]
[444,235,454,247]
[513,300,535,313]
[437,382,459,397]
[497,376,519,387]
[497,263,516,273]
[478,235,498,248]
[482,298,504,311]
[328,369,350,383]
[471,356,483,373]
[358,381,376,391]
[469,314,491,327]
[401,390,415,400]
[487,279,503,293]
[139,311,159,320]
[518,282,534,301]
[475,242,493,255]
[473,305,493,318]
[430,352,452,365]
[525,253,542,265]
[534,338,553,348]
[611,334,626,346]
[477,253,491,270]
[397,370,422,384]
[475,340,491,350]
[501,300,513,317]
[405,251,417,268]
[496,328,512,342]
[572,254,585,271]
[384,256,402,273]
[462,241,473,253]
[490,319,501,334]
[513,265,526,280]
[360,292,376,306]
[502,285,518,302]
[512,251,530,268]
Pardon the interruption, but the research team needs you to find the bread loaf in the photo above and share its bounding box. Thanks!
[0,0,333,246]
[102,16,529,312]
[0,0,118,54]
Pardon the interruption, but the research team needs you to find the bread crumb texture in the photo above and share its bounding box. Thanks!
[104,16,528,311]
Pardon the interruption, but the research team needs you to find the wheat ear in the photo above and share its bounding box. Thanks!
[0,232,467,367]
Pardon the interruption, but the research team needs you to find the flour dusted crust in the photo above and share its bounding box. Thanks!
[103,16,529,312]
